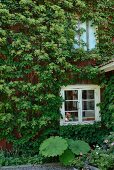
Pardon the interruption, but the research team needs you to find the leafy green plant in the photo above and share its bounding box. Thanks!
[60,123,111,145]
[106,132,114,143]
[88,131,114,170]
[102,132,114,154]
[39,136,68,157]
[39,136,90,166]
[89,151,114,170]
[100,76,114,128]
[0,151,5,166]
[59,149,75,166]
[68,139,90,155]
[71,157,85,169]
[0,150,44,166]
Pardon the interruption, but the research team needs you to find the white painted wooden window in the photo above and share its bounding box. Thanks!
[60,85,100,125]
[74,21,96,50]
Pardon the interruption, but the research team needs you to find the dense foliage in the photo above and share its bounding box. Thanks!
[0,0,114,152]
[0,151,44,166]
[0,133,113,169]
[100,75,114,129]
[60,122,111,145]
[88,132,114,170]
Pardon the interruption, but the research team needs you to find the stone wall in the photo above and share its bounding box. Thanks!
[0,164,99,170]
[0,164,76,170]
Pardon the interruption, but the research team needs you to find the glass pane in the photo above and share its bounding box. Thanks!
[89,21,96,50]
[82,111,95,121]
[65,112,78,122]
[65,101,78,111]
[82,90,94,99]
[65,90,78,100]
[82,101,95,110]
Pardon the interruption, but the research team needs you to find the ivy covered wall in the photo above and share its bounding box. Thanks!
[0,0,114,152]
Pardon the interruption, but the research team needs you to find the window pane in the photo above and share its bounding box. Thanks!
[65,101,78,111]
[65,90,78,100]
[82,111,95,121]
[65,112,78,122]
[89,21,96,49]
[82,90,94,99]
[74,21,96,50]
[82,101,95,110]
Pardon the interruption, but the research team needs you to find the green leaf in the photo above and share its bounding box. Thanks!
[69,140,90,155]
[59,149,75,166]
[39,136,68,157]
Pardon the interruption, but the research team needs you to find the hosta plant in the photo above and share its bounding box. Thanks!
[39,136,90,166]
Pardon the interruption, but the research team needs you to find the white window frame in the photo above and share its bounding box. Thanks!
[60,85,100,126]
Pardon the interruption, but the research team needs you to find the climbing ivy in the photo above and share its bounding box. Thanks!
[100,75,114,129]
[0,0,114,152]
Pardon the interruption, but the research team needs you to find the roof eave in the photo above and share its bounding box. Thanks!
[99,61,114,72]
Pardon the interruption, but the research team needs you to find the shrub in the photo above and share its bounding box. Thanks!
[88,132,114,170]
[60,123,111,145]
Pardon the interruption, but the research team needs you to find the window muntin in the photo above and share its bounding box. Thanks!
[74,21,96,50]
[60,85,100,125]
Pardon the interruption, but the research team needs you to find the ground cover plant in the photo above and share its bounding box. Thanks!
[88,132,114,170]
[0,151,44,166]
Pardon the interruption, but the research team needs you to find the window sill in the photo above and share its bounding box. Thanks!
[60,120,99,126]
